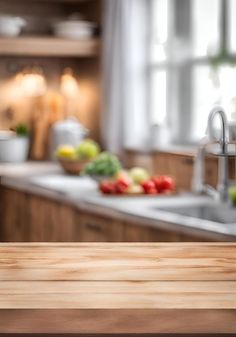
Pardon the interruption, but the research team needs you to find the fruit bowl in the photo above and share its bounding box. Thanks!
[58,158,90,175]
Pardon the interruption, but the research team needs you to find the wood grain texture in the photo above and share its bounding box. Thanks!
[0,186,221,243]
[0,243,236,333]
[0,37,99,57]
[1,187,80,242]
[1,243,236,282]
[1,280,236,309]
[1,309,236,334]
[1,187,126,242]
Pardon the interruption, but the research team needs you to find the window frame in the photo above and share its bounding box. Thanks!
[149,0,233,145]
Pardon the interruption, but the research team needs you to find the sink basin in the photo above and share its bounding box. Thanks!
[156,202,236,224]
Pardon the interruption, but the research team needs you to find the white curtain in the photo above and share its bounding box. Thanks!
[102,0,151,154]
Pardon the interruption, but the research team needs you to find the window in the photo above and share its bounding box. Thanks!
[150,0,236,145]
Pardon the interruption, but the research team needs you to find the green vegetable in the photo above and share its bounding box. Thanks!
[229,186,236,206]
[15,123,29,137]
[82,152,122,177]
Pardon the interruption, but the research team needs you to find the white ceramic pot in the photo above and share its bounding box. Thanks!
[52,20,95,40]
[0,132,29,162]
[50,117,88,159]
[0,16,26,37]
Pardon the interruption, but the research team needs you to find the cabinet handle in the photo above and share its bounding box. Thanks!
[86,222,102,232]
[182,157,194,165]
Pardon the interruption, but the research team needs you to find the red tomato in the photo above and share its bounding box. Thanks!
[116,177,131,189]
[152,176,163,192]
[116,171,132,185]
[152,176,175,192]
[146,187,158,195]
[115,180,129,194]
[141,180,158,194]
[99,181,116,194]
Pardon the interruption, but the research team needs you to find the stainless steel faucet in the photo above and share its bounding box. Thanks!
[192,105,229,202]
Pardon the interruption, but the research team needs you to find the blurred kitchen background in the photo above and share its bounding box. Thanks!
[1,0,236,156]
[1,0,236,243]
[0,0,101,161]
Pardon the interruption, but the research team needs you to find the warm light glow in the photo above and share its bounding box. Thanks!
[15,70,47,97]
[60,68,79,98]
[21,74,46,97]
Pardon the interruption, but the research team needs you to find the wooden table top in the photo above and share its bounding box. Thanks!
[1,242,236,334]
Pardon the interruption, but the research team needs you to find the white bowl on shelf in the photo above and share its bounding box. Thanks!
[0,15,26,37]
[52,20,95,40]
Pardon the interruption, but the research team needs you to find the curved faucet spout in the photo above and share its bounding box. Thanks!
[208,106,229,202]
[192,105,230,203]
[207,105,229,154]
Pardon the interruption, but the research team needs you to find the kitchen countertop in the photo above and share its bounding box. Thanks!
[0,161,60,177]
[127,144,197,156]
[0,242,236,334]
[1,162,236,240]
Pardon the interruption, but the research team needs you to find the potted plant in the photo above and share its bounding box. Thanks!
[0,123,30,163]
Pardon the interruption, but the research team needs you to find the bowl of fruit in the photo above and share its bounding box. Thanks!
[99,167,175,196]
[56,139,100,175]
[81,151,122,182]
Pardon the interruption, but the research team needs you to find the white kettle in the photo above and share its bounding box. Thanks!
[50,116,88,158]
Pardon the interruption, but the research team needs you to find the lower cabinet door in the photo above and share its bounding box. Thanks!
[123,222,180,242]
[80,213,124,242]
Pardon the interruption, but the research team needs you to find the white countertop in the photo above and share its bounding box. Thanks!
[0,161,61,177]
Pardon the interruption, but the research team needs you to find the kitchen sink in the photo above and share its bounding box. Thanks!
[156,202,236,224]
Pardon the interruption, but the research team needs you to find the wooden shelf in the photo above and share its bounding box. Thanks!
[0,36,99,57]
[22,0,90,2]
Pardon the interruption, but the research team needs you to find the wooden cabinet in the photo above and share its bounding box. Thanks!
[124,151,154,174]
[1,187,30,242]
[123,222,179,242]
[1,187,79,242]
[0,186,219,243]
[1,186,124,242]
[79,213,124,242]
[153,152,194,191]
[28,196,79,242]
[177,232,213,242]
[205,156,218,187]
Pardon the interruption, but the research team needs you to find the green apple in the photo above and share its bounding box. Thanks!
[229,186,236,206]
[129,167,150,184]
[75,139,100,160]
[56,145,76,159]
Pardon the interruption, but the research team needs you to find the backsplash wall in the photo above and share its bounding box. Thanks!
[0,56,101,141]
